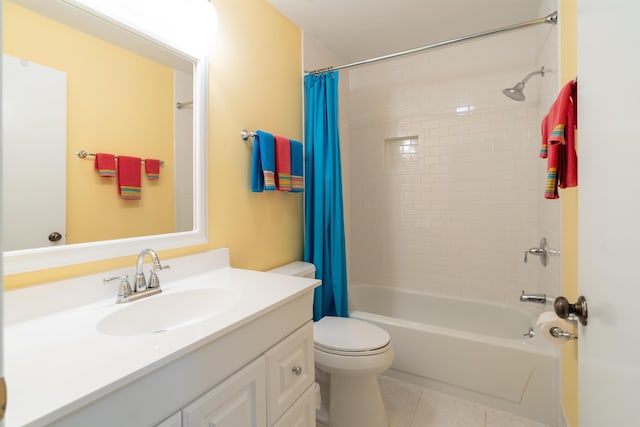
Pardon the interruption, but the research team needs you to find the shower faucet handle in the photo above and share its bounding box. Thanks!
[524,237,552,266]
[523,237,560,266]
[524,248,544,264]
[524,246,546,263]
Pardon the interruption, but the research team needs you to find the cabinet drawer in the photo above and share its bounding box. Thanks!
[273,384,316,427]
[266,321,314,424]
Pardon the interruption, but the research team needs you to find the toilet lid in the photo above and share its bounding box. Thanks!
[313,316,390,353]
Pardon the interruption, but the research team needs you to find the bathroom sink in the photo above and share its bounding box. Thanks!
[97,288,241,336]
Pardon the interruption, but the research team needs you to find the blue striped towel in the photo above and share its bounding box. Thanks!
[290,140,304,192]
[251,130,276,192]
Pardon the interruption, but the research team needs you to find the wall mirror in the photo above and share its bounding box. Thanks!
[2,0,209,274]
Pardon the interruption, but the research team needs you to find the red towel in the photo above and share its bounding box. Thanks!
[117,156,141,200]
[145,159,160,180]
[274,135,292,191]
[540,80,577,199]
[94,153,116,177]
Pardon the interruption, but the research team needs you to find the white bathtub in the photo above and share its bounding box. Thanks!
[350,285,561,426]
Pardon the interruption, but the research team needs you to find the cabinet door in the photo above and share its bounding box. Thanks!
[266,321,314,424]
[156,411,182,427]
[182,357,266,427]
[272,385,316,427]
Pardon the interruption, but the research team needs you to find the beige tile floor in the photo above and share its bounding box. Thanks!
[317,375,551,427]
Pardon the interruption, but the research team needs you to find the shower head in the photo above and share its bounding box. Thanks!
[502,82,526,101]
[502,66,545,101]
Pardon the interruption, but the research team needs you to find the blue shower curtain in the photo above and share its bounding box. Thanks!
[304,71,348,321]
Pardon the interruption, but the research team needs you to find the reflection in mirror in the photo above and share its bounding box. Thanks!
[2,0,209,273]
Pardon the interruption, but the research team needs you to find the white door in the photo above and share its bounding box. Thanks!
[2,54,67,251]
[578,1,640,425]
[1,10,6,424]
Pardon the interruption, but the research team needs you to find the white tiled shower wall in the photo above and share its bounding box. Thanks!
[342,3,561,306]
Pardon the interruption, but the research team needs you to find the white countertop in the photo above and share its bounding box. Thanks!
[4,250,319,427]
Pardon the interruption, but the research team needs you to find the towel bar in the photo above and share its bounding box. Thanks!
[76,150,164,165]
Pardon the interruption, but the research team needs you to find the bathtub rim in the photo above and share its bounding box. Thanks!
[349,284,560,357]
[350,283,543,318]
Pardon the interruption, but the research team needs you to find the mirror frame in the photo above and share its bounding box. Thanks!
[3,0,208,274]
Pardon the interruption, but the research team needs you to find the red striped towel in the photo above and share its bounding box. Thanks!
[145,159,160,180]
[117,156,142,200]
[274,135,291,191]
[540,80,577,199]
[94,153,116,177]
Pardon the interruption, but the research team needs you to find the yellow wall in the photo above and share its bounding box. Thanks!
[206,0,304,269]
[3,0,303,289]
[560,1,578,426]
[3,1,176,244]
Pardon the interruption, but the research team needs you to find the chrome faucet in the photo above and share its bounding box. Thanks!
[134,248,169,292]
[520,290,555,305]
[103,249,170,304]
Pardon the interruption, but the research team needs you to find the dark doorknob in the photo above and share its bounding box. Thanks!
[554,295,588,325]
[48,232,62,242]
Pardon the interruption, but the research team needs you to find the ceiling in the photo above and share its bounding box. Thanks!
[267,0,545,67]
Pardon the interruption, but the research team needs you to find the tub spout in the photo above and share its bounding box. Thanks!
[520,290,554,305]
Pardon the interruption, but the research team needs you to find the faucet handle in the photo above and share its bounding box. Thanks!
[148,270,160,289]
[148,265,170,289]
[103,275,133,303]
[103,274,129,286]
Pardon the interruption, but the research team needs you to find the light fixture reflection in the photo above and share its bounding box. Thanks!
[63,0,218,57]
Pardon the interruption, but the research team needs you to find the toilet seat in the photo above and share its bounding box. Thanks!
[315,341,392,356]
[314,316,391,356]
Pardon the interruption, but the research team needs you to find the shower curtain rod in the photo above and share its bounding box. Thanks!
[306,11,557,75]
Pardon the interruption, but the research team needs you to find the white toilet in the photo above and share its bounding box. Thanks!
[269,262,394,427]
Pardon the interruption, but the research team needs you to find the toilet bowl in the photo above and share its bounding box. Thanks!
[314,316,394,427]
[268,262,394,427]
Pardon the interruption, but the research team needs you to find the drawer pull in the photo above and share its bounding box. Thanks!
[291,366,303,376]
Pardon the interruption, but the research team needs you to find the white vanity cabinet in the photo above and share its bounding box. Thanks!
[5,251,320,427]
[161,321,315,427]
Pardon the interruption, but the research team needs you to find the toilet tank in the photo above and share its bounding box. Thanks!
[268,261,316,278]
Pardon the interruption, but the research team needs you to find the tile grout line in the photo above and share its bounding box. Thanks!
[408,388,423,427]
